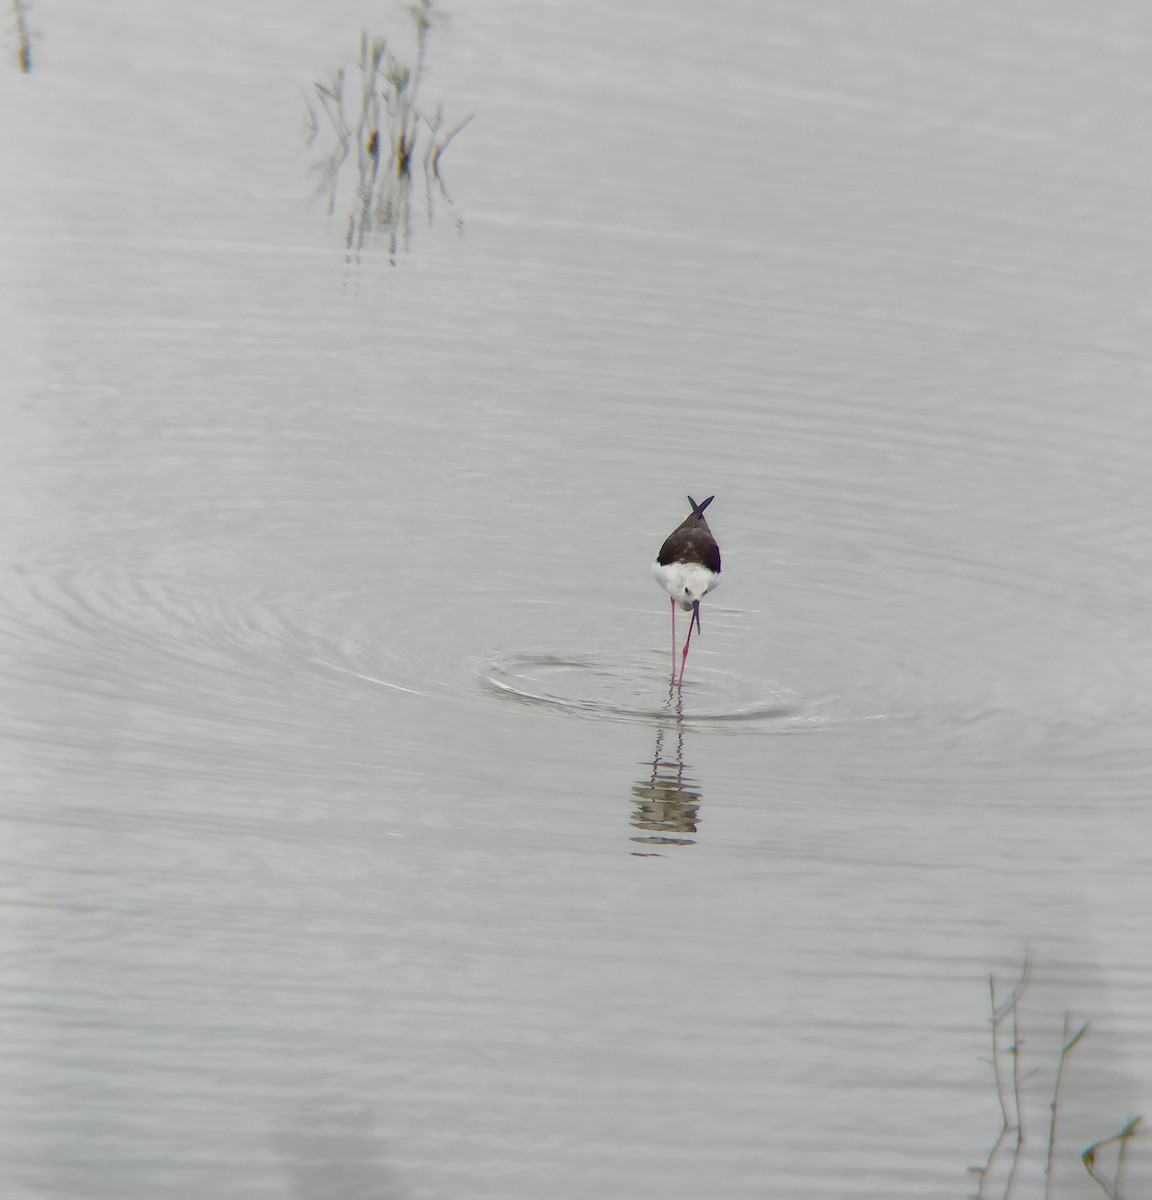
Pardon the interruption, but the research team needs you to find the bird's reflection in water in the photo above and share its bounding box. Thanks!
[630,683,703,853]
[274,1101,406,1200]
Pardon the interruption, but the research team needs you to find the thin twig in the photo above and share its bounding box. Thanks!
[1003,989,1026,1199]
[1045,1015,1089,1198]
[1084,1116,1142,1200]
[430,111,474,178]
[971,960,1031,1199]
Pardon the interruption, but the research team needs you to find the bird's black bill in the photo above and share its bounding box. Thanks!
[692,600,701,635]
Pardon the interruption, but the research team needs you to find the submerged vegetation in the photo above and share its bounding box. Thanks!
[12,0,31,72]
[304,0,473,262]
[969,958,1142,1200]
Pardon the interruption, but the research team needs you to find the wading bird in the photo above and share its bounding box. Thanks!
[653,495,721,684]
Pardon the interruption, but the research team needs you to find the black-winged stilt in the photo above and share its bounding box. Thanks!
[653,495,721,684]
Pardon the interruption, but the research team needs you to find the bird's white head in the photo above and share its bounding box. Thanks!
[653,560,719,612]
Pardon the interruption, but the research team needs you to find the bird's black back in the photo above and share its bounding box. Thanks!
[656,496,721,573]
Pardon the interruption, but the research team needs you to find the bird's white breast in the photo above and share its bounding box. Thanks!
[652,560,719,610]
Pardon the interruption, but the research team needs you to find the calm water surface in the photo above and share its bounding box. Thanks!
[2,1,1152,1197]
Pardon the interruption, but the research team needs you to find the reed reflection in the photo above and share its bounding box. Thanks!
[304,1,472,264]
[630,682,702,851]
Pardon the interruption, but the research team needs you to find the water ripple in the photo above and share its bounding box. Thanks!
[478,651,812,729]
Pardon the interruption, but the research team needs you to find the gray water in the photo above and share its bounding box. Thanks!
[3,2,1152,1197]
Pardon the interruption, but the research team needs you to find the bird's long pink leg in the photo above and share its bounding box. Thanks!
[669,598,677,678]
[679,613,695,685]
